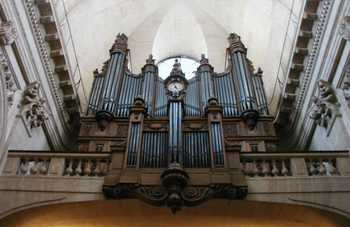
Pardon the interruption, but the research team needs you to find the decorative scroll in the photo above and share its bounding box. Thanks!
[103,183,247,213]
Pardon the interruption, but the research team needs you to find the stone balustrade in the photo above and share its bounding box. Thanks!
[240,151,350,177]
[2,151,111,177]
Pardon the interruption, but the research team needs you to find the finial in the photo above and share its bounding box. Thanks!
[227,32,246,53]
[170,59,185,77]
[200,54,209,65]
[227,33,241,44]
[146,54,155,65]
[110,33,128,53]
[93,69,99,76]
[257,67,263,76]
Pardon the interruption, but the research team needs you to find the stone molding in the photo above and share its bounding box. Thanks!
[23,0,66,123]
[294,0,332,117]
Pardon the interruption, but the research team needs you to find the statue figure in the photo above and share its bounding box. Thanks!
[21,82,48,129]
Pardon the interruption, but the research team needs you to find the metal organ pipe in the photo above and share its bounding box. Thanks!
[252,68,269,115]
[227,33,259,129]
[198,55,214,111]
[96,33,128,124]
[142,55,157,115]
[168,101,182,164]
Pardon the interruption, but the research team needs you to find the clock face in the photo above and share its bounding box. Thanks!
[168,82,184,92]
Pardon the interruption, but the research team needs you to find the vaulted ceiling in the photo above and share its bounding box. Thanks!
[60,0,305,112]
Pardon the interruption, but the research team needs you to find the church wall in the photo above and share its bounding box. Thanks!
[8,118,50,151]
[309,117,350,151]
[0,175,350,219]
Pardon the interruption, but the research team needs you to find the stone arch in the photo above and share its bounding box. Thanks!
[0,199,349,226]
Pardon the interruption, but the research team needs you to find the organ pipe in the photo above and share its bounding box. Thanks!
[252,68,269,115]
[168,101,183,164]
[125,97,146,167]
[227,33,259,129]
[206,98,225,168]
[141,55,158,115]
[198,54,214,110]
[96,33,128,127]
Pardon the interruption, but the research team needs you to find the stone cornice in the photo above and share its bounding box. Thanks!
[277,0,335,149]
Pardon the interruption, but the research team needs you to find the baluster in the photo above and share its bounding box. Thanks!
[271,159,279,176]
[30,159,38,175]
[100,160,108,176]
[281,160,289,176]
[75,159,82,176]
[37,159,47,175]
[245,161,252,176]
[252,160,259,176]
[308,159,317,176]
[262,160,270,176]
[19,158,28,175]
[327,159,337,176]
[95,159,101,176]
[84,159,92,176]
[66,159,73,176]
[318,158,326,176]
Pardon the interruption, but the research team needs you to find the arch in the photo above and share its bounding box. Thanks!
[0,199,349,226]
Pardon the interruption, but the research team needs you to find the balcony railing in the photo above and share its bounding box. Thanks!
[240,151,350,177]
[2,151,111,177]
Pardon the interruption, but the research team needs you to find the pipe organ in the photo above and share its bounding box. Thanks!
[80,33,278,212]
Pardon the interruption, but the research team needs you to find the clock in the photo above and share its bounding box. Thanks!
[168,82,184,93]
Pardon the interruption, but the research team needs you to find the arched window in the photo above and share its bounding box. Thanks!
[157,56,199,79]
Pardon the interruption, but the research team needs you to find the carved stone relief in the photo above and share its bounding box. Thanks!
[339,16,350,41]
[0,21,17,46]
[342,63,350,106]
[21,81,48,129]
[310,80,340,134]
[0,49,16,106]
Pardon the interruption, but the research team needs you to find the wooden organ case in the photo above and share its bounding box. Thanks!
[79,33,278,212]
